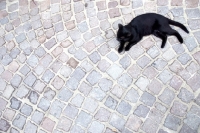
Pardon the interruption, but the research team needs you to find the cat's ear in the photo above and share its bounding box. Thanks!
[118,24,123,29]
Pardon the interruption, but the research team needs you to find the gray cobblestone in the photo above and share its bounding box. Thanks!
[184,105,200,131]
[0,118,10,132]
[31,110,44,124]
[95,107,111,122]
[117,100,132,116]
[178,88,194,103]
[117,73,132,88]
[76,111,92,128]
[134,104,150,118]
[24,121,37,133]
[104,96,118,110]
[109,113,126,131]
[87,70,102,85]
[88,121,105,133]
[89,87,106,101]
[10,97,22,110]
[141,118,159,133]
[0,1,199,132]
[111,86,124,99]
[20,103,33,116]
[13,114,26,130]
[164,114,181,131]
[63,104,78,119]
[99,78,113,92]
[50,100,65,118]
[140,91,156,106]
[42,69,55,83]
[58,87,73,102]
[24,72,37,87]
[28,91,39,104]
[71,125,84,133]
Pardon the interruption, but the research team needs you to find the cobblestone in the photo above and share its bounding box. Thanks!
[76,111,92,128]
[20,103,33,116]
[140,91,156,106]
[134,104,150,118]
[70,94,84,107]
[41,117,55,132]
[0,1,199,133]
[141,118,159,133]
[159,88,175,106]
[104,96,118,110]
[116,100,132,116]
[164,114,181,131]
[28,91,39,104]
[31,110,44,124]
[109,113,126,131]
[13,114,26,129]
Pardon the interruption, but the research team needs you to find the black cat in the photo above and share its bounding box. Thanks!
[117,13,189,53]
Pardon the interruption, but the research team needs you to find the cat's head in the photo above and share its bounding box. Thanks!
[117,24,132,42]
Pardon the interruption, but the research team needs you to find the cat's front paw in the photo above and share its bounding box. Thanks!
[125,46,130,51]
[118,47,123,53]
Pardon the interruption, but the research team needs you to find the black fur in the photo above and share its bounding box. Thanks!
[117,13,189,53]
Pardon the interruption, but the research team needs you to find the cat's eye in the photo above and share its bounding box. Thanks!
[120,36,125,39]
[127,33,131,36]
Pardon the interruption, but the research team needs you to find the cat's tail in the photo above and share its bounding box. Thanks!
[168,19,189,33]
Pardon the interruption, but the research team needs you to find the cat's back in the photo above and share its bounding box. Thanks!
[130,13,166,24]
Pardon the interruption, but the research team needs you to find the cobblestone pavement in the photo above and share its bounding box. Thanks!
[0,0,200,133]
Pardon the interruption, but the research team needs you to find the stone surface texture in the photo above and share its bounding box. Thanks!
[0,0,199,133]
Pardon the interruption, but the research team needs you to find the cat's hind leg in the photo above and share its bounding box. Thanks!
[153,30,167,48]
[160,27,183,44]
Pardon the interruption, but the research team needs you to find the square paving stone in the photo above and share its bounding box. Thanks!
[20,103,33,116]
[134,104,150,118]
[10,97,22,110]
[24,121,37,133]
[65,77,79,91]
[117,73,132,88]
[12,114,27,130]
[57,116,72,132]
[104,96,118,110]
[28,91,39,104]
[70,125,84,133]
[49,100,65,118]
[88,121,105,133]
[107,64,123,79]
[70,93,84,108]
[31,110,44,124]
[89,87,106,101]
[125,115,142,132]
[86,70,102,85]
[63,104,79,119]
[159,88,175,106]
[140,91,156,106]
[184,105,200,131]
[116,100,132,116]
[75,111,92,128]
[24,72,37,87]
[141,118,159,133]
[41,117,55,132]
[109,113,126,131]
[37,97,51,112]
[83,97,98,113]
[164,114,181,131]
[125,88,140,103]
[95,107,111,122]
[98,78,113,92]
[179,124,196,133]
[170,100,188,117]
